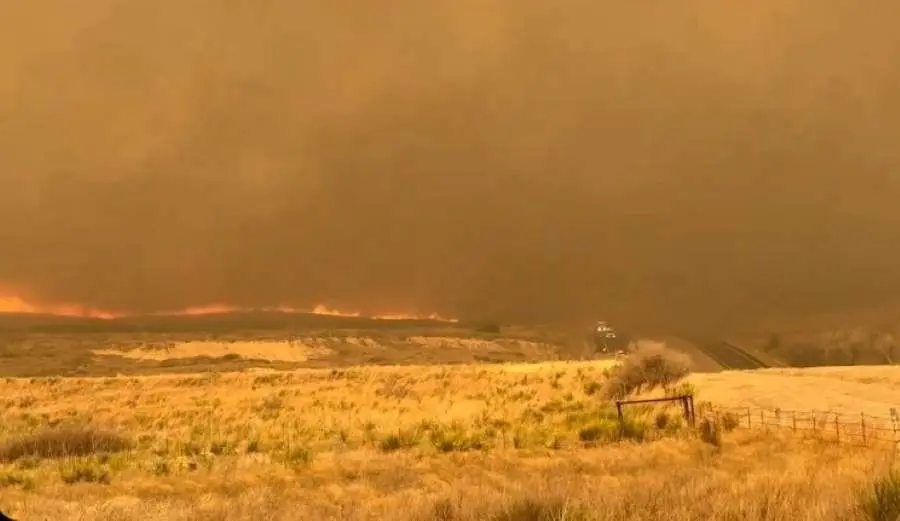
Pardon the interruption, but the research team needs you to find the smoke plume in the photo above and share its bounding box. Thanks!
[2,0,900,330]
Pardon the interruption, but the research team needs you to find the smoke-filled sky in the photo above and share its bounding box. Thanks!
[2,0,900,329]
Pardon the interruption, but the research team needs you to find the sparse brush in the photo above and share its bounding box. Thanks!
[283,446,313,466]
[583,381,603,396]
[858,471,900,521]
[0,425,131,462]
[421,496,588,521]
[720,412,741,432]
[698,418,721,447]
[655,412,670,430]
[429,424,490,453]
[59,458,111,485]
[379,429,421,453]
[489,497,588,521]
[0,471,30,488]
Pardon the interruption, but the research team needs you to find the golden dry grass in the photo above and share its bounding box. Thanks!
[690,365,900,416]
[0,360,898,520]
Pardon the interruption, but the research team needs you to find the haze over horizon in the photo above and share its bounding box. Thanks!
[2,1,900,330]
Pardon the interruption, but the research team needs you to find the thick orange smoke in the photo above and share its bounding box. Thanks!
[3,0,900,333]
[0,296,458,323]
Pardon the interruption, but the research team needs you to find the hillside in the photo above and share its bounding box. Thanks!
[0,312,591,377]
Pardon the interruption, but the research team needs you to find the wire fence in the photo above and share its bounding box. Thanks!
[698,403,900,448]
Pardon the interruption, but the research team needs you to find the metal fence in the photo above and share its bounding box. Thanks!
[699,403,900,448]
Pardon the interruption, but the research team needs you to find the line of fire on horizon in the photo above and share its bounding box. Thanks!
[0,296,458,323]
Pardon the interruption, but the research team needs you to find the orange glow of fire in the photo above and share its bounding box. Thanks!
[371,312,459,323]
[310,304,362,318]
[0,296,457,323]
[0,296,122,320]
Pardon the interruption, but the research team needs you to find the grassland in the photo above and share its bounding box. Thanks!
[1,313,899,520]
[1,356,899,520]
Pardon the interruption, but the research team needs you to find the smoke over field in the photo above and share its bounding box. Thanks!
[2,1,900,330]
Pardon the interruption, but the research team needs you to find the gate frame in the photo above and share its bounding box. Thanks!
[615,394,696,427]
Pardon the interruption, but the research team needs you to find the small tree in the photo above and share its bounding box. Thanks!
[602,341,691,400]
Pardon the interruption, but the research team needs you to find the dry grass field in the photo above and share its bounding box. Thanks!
[1,343,900,520]
[690,365,900,416]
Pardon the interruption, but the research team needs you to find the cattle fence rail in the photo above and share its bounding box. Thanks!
[698,402,900,447]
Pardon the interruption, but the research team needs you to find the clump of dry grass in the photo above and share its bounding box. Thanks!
[0,425,130,462]
[602,342,692,399]
[420,496,588,521]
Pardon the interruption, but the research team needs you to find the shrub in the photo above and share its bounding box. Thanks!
[655,412,670,430]
[428,423,490,453]
[858,471,900,521]
[698,418,721,447]
[578,416,648,444]
[602,342,691,400]
[0,471,30,488]
[0,425,131,462]
[578,423,614,443]
[421,496,588,521]
[490,498,588,521]
[619,418,648,442]
[379,429,421,452]
[284,446,313,466]
[60,458,111,484]
[720,412,741,432]
[583,381,603,396]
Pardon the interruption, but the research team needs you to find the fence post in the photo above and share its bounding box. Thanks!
[760,410,765,431]
[835,414,841,443]
[812,415,817,432]
[684,395,695,427]
[891,408,899,444]
[616,401,624,424]
[861,413,867,446]
[747,408,752,428]
[792,412,797,432]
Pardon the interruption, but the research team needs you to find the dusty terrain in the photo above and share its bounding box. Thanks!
[0,352,898,520]
[0,314,579,378]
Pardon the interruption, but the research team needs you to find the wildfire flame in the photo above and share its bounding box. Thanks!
[0,296,457,323]
[0,296,121,320]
